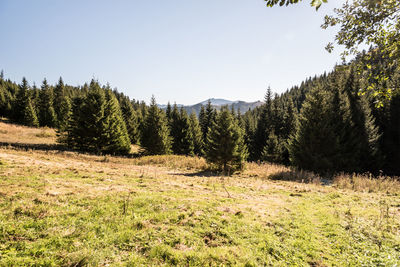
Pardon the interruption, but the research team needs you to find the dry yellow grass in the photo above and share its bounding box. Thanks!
[0,118,56,145]
[333,173,400,194]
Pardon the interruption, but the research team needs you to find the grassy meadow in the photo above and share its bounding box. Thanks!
[0,121,399,266]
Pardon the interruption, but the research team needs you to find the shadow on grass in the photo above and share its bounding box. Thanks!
[174,170,222,178]
[0,141,68,151]
[268,170,323,184]
[0,141,142,158]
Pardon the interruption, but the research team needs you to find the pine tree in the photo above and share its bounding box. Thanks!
[23,97,39,127]
[200,100,216,148]
[100,90,131,154]
[189,112,204,156]
[119,96,140,144]
[341,69,382,172]
[253,87,273,161]
[166,102,172,123]
[38,79,57,127]
[64,96,84,149]
[206,106,248,174]
[76,80,107,153]
[54,77,71,130]
[141,96,171,155]
[169,104,194,155]
[12,77,30,124]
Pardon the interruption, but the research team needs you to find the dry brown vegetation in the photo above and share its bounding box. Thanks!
[0,118,56,145]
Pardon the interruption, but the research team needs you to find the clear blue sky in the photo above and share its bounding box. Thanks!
[0,0,344,105]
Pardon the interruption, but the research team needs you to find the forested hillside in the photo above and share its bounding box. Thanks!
[0,53,399,176]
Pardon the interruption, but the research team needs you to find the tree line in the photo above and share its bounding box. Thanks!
[0,57,399,175]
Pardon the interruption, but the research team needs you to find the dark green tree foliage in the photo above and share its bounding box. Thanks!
[169,104,194,155]
[12,78,39,127]
[67,81,106,152]
[166,102,172,123]
[199,100,216,147]
[206,106,248,174]
[23,97,39,127]
[385,93,400,174]
[141,96,171,155]
[189,112,204,156]
[252,87,273,161]
[288,86,345,174]
[101,90,131,154]
[38,79,57,127]
[119,96,140,144]
[341,68,382,172]
[54,77,71,130]
[65,80,130,154]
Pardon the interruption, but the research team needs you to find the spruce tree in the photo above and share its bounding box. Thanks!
[252,87,273,161]
[64,96,84,149]
[288,86,345,174]
[206,106,248,174]
[12,77,30,124]
[79,81,106,153]
[141,96,171,155]
[38,79,57,127]
[119,96,140,144]
[100,90,131,154]
[189,112,204,156]
[23,97,39,127]
[54,77,71,130]
[200,100,216,148]
[169,104,194,155]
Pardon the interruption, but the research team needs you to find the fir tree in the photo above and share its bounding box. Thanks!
[119,96,140,144]
[189,112,204,156]
[54,77,71,130]
[23,97,39,127]
[200,100,215,148]
[12,77,30,124]
[206,106,248,174]
[100,90,131,154]
[75,80,107,153]
[169,104,194,155]
[288,86,345,174]
[252,87,273,161]
[38,79,57,127]
[141,96,171,155]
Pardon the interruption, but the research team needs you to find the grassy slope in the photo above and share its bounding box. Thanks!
[0,122,399,266]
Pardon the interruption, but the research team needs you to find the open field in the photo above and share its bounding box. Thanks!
[0,122,400,266]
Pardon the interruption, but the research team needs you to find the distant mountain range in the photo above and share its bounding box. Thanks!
[159,98,263,116]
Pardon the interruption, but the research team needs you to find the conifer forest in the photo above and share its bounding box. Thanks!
[1,57,399,175]
[1,0,400,265]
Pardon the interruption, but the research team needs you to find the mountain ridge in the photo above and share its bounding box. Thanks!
[159,98,263,115]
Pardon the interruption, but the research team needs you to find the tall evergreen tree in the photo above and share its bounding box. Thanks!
[119,96,140,144]
[189,112,204,156]
[206,106,248,174]
[12,77,30,124]
[141,96,171,155]
[252,87,273,161]
[169,104,194,155]
[100,90,131,154]
[288,86,346,174]
[200,100,216,148]
[23,97,39,127]
[38,79,57,127]
[54,77,71,130]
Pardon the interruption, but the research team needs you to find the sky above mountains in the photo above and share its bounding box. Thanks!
[0,0,345,105]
